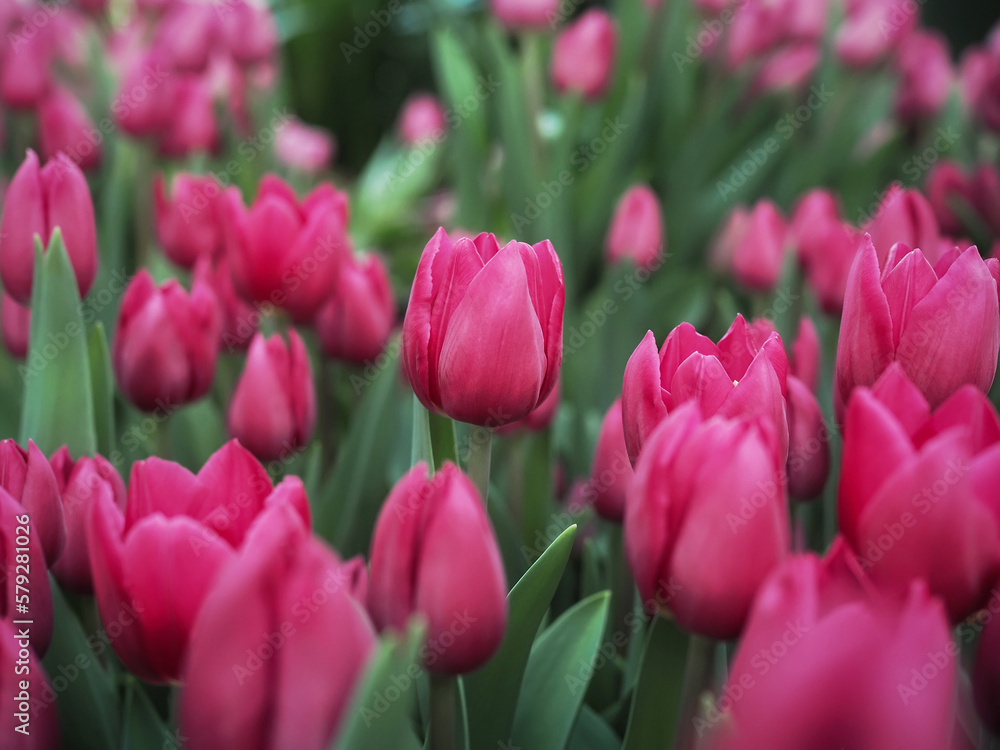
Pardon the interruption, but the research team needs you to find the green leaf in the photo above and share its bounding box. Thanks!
[120,679,170,750]
[621,616,688,750]
[20,232,97,457]
[568,705,621,750]
[88,323,115,458]
[465,525,578,749]
[511,591,612,750]
[42,579,120,750]
[332,625,425,750]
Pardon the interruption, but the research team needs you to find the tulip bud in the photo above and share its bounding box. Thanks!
[48,449,126,593]
[751,43,820,95]
[926,161,973,236]
[157,75,218,158]
[154,173,224,268]
[605,184,664,271]
[181,500,372,750]
[193,256,257,352]
[88,441,311,681]
[790,190,861,314]
[397,94,447,146]
[2,486,55,658]
[785,375,829,499]
[489,0,560,30]
[0,150,98,305]
[153,1,218,72]
[835,0,915,68]
[1,619,60,749]
[0,22,53,109]
[275,118,335,174]
[115,50,174,137]
[38,88,102,171]
[893,30,952,124]
[316,253,395,364]
[625,403,789,639]
[223,177,351,322]
[974,601,1000,735]
[402,229,564,427]
[113,270,221,412]
[863,184,939,267]
[1,293,30,359]
[0,439,65,567]
[368,462,507,673]
[834,238,999,418]
[586,399,633,522]
[730,200,787,292]
[959,32,1000,133]
[228,330,316,462]
[551,10,617,101]
[221,0,278,68]
[790,316,820,394]
[972,163,1000,235]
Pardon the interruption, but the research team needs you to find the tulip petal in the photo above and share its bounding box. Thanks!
[622,331,670,463]
[0,150,47,304]
[880,248,938,349]
[921,386,1000,454]
[190,440,272,546]
[41,154,98,299]
[126,457,203,531]
[21,439,65,565]
[870,362,931,438]
[659,322,720,386]
[669,352,734,416]
[402,228,449,408]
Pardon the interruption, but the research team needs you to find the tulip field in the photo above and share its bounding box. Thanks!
[3,0,1000,747]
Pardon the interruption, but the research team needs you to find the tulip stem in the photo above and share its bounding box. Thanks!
[467,427,493,506]
[429,673,458,750]
[672,635,715,750]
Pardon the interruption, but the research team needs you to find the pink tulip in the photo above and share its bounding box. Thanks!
[402,228,564,427]
[605,184,664,271]
[48,449,125,593]
[112,270,221,412]
[275,118,335,174]
[893,30,952,123]
[489,0,560,30]
[625,403,789,639]
[223,176,351,322]
[0,439,65,567]
[751,42,821,95]
[708,547,956,750]
[1,620,59,750]
[157,75,218,158]
[585,399,633,522]
[397,94,447,146]
[114,50,174,137]
[863,184,939,267]
[974,600,1000,735]
[834,237,999,418]
[0,150,97,305]
[1,489,53,656]
[220,0,278,68]
[0,19,53,109]
[709,206,750,273]
[154,173,224,269]
[368,462,507,673]
[839,363,1000,621]
[730,199,787,292]
[621,313,788,464]
[960,30,1000,132]
[972,164,1000,235]
[38,88,102,171]
[153,1,218,73]
[193,256,258,352]
[550,10,617,101]
[180,501,373,750]
[834,0,916,68]
[926,161,976,236]
[790,316,819,394]
[316,253,395,364]
[88,440,311,682]
[494,378,561,435]
[1,293,30,359]
[228,330,316,462]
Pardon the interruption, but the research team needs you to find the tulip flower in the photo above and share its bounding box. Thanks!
[223,176,351,322]
[586,399,633,522]
[153,1,217,73]
[972,163,1000,235]
[621,313,788,464]
[181,500,373,750]
[88,440,311,682]
[834,0,915,68]
[154,173,224,269]
[926,161,975,236]
[834,237,999,418]
[862,184,939,266]
[960,29,1000,132]
[1,488,54,656]
[220,0,278,68]
[38,87,102,171]
[551,10,617,101]
[790,316,819,394]
[0,23,53,109]
[605,184,664,271]
[489,0,560,30]
[625,403,789,639]
[893,30,952,124]
[709,206,750,273]
[228,330,316,462]
[316,253,395,364]
[275,117,335,174]
[397,94,447,146]
[708,547,956,750]
[157,75,218,158]
[974,600,1000,735]
[1,293,30,359]
[0,150,97,305]
[368,462,507,673]
[115,50,174,137]
[193,256,257,352]
[750,43,821,95]
[48,449,125,593]
[1,619,60,750]
[838,364,1000,622]
[112,270,221,412]
[402,229,564,427]
[0,439,65,567]
[494,378,561,435]
[730,200,787,291]
[790,189,861,313]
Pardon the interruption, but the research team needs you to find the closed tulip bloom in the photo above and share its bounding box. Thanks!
[157,75,218,158]
[181,501,373,750]
[489,0,559,30]
[113,270,221,412]
[115,51,174,137]
[153,1,217,72]
[1,293,30,359]
[791,189,861,313]
[834,0,915,68]
[317,253,395,364]
[0,24,53,109]
[893,31,952,123]
[221,0,278,68]
[834,237,999,419]
[790,316,820,394]
[0,150,97,305]
[275,118,335,174]
[48,449,125,593]
[0,439,65,567]
[228,330,316,462]
[154,173,224,269]
[88,440,311,682]
[731,200,787,292]
[551,10,617,101]
[626,404,789,639]
[193,256,257,352]
[960,31,1000,132]
[751,43,821,95]
[709,550,956,750]
[605,184,664,271]
[621,314,788,464]
[368,462,507,673]
[1,490,54,656]
[974,603,1000,735]
[223,176,351,322]
[863,184,939,266]
[397,94,447,146]
[926,161,975,236]
[586,399,633,522]
[972,163,1000,235]
[402,228,564,427]
[1,620,59,750]
[38,88,102,170]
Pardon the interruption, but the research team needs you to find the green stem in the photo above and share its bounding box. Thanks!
[429,673,457,750]
[466,427,493,506]
[672,635,716,750]
[520,32,545,166]
[608,523,634,656]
